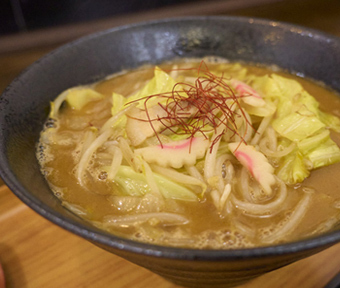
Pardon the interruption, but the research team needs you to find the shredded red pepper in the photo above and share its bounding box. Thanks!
[127,61,253,150]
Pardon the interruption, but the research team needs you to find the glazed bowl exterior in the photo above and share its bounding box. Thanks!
[1,17,340,288]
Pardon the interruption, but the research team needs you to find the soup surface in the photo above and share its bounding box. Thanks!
[37,59,340,249]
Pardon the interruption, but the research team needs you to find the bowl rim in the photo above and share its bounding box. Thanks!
[2,15,340,261]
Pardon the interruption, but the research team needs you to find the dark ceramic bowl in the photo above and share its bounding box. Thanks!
[1,16,340,288]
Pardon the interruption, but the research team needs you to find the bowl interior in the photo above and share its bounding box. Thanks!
[1,16,340,261]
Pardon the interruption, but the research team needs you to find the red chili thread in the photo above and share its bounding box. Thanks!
[126,61,254,151]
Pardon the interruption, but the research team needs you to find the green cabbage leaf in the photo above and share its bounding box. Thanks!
[276,150,310,184]
[252,74,340,183]
[66,88,104,110]
[107,165,198,201]
[126,67,180,109]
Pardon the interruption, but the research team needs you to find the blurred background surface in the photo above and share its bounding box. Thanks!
[1,0,340,186]
[3,0,202,35]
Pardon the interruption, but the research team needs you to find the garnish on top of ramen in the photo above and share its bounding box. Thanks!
[37,59,340,248]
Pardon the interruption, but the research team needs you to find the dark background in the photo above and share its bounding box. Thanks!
[2,0,198,35]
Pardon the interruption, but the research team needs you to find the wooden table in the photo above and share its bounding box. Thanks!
[1,184,340,288]
[2,0,340,287]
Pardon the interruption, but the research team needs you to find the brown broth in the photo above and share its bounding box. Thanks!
[37,60,340,248]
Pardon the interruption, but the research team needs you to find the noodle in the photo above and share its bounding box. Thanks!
[184,164,205,182]
[80,128,98,158]
[103,212,189,226]
[142,159,162,197]
[210,189,221,209]
[250,115,273,146]
[204,125,224,184]
[118,137,142,172]
[231,177,287,216]
[239,167,251,202]
[151,165,206,193]
[51,89,68,117]
[100,103,136,133]
[264,126,277,151]
[219,183,232,211]
[215,154,234,189]
[37,59,340,249]
[76,128,113,186]
[261,192,312,243]
[107,146,123,180]
[259,137,296,158]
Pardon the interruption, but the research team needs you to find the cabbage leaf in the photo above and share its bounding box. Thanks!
[127,67,180,109]
[306,138,340,168]
[109,165,198,201]
[272,110,325,141]
[66,88,104,110]
[111,92,127,128]
[253,74,340,183]
[276,150,310,184]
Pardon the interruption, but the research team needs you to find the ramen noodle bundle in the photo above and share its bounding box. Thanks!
[37,59,340,248]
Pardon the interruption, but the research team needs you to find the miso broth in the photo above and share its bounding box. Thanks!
[37,59,340,248]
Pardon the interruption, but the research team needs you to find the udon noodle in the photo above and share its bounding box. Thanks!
[37,58,340,248]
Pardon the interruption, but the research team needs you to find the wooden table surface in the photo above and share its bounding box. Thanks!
[2,1,340,287]
[1,183,340,288]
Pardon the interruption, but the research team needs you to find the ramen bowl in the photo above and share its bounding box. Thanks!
[1,17,340,288]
